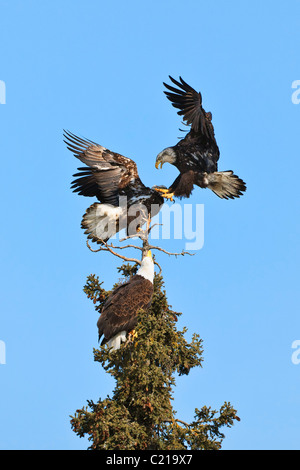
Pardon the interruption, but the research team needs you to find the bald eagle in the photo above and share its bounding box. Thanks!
[97,251,154,350]
[64,131,164,243]
[155,76,246,201]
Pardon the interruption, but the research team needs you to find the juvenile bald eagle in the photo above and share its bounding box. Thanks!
[97,251,154,350]
[155,76,246,201]
[64,131,164,243]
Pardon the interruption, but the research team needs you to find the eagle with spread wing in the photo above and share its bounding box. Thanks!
[155,76,246,201]
[64,131,164,243]
[97,250,154,350]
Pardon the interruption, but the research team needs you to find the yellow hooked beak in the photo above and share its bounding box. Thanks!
[147,250,152,258]
[155,160,163,169]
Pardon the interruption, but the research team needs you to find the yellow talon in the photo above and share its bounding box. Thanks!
[154,187,170,194]
[154,187,175,202]
[162,191,175,202]
[128,330,138,343]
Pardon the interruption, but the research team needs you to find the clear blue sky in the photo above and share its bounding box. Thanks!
[0,0,299,450]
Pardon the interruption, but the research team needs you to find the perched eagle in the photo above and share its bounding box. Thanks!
[155,76,246,201]
[64,131,164,243]
[97,250,154,350]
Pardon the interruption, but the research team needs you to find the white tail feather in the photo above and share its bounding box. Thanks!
[82,203,124,243]
[107,331,127,350]
[206,171,246,199]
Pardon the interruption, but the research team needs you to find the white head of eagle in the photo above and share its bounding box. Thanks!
[136,249,154,282]
[155,147,177,169]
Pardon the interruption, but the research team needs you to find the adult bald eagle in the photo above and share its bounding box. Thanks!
[97,250,154,350]
[155,76,246,201]
[64,131,164,243]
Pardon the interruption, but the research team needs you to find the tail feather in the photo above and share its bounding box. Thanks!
[81,202,123,244]
[103,331,127,350]
[207,171,246,200]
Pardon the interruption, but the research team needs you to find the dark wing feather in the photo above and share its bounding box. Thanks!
[163,76,211,138]
[64,129,125,169]
[97,275,153,342]
[64,130,139,205]
[169,171,195,199]
[71,167,121,205]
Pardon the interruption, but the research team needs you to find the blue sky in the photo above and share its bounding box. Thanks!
[0,0,299,450]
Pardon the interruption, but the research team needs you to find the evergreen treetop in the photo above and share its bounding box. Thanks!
[71,262,239,450]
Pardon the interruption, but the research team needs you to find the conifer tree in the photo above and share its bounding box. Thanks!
[70,261,240,450]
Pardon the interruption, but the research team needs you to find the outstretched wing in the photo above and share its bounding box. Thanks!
[64,130,139,206]
[163,76,213,139]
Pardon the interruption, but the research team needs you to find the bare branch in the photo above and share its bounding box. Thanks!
[153,260,162,275]
[107,243,143,252]
[85,241,102,253]
[119,220,161,242]
[146,212,151,233]
[86,240,142,265]
[119,233,144,243]
[148,245,194,257]
[85,214,190,274]
[148,223,163,234]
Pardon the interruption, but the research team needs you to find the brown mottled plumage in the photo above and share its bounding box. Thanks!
[97,275,153,344]
[97,254,154,350]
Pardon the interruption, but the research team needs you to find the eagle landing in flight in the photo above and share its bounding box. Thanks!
[155,76,246,201]
[64,130,164,244]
